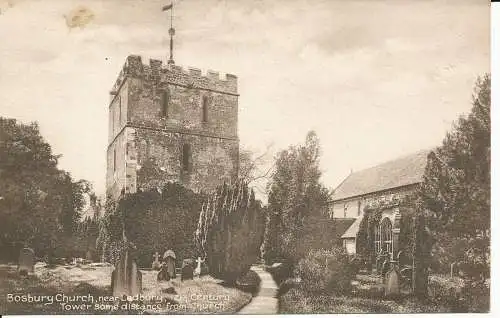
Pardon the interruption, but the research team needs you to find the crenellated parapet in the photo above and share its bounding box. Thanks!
[110,55,238,96]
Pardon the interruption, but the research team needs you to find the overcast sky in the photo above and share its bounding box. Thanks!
[0,0,490,198]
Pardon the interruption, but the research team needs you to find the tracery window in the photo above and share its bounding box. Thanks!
[374,217,393,259]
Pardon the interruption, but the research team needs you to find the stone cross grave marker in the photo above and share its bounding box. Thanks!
[111,248,142,297]
[152,252,161,270]
[18,248,35,275]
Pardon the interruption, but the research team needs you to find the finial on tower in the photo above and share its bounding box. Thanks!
[162,2,175,65]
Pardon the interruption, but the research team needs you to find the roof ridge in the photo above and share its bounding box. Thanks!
[351,148,430,175]
[330,148,434,202]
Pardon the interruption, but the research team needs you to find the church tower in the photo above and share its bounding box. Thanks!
[106,55,239,200]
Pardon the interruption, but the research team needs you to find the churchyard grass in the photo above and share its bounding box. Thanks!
[0,263,252,315]
[278,286,447,314]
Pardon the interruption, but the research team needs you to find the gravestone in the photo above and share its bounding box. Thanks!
[157,263,170,281]
[385,265,400,297]
[164,250,176,279]
[181,259,194,281]
[152,252,161,270]
[18,248,35,275]
[111,248,142,296]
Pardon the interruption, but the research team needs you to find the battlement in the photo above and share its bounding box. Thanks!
[110,55,238,96]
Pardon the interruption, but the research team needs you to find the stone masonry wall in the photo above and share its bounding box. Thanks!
[106,55,239,200]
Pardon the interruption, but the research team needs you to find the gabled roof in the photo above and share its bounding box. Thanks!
[341,216,363,239]
[331,149,430,202]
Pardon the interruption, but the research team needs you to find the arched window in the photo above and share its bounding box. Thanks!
[202,96,209,122]
[182,144,191,172]
[380,218,393,258]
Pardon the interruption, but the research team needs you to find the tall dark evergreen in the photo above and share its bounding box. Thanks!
[263,131,331,264]
[418,74,490,281]
[0,117,91,260]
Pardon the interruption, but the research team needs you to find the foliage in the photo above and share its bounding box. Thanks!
[264,131,331,265]
[296,248,356,295]
[418,74,490,284]
[0,117,92,261]
[98,183,203,267]
[195,181,265,284]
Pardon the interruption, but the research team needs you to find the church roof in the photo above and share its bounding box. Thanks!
[331,149,430,202]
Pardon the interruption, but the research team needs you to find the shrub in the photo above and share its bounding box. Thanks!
[296,248,356,295]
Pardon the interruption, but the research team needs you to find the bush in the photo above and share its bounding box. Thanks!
[296,248,356,295]
[266,261,294,286]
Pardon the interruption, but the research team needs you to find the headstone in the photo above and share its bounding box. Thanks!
[385,265,400,297]
[111,248,142,296]
[18,248,35,275]
[157,263,170,281]
[152,252,161,270]
[164,250,176,279]
[181,258,194,281]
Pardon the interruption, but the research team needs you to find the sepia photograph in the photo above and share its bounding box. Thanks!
[0,0,491,315]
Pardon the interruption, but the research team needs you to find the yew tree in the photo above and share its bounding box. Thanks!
[418,74,490,281]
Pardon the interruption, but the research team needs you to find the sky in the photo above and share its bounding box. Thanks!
[0,0,490,199]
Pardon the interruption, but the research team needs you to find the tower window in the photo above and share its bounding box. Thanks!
[202,96,209,122]
[161,89,170,118]
[182,144,191,172]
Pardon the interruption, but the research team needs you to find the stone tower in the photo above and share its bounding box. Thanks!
[106,55,239,200]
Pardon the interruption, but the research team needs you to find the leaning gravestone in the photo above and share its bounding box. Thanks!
[111,248,142,296]
[18,248,35,275]
[181,258,194,281]
[164,250,176,279]
[385,265,400,297]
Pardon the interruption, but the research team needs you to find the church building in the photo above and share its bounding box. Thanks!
[106,55,239,200]
[327,149,430,257]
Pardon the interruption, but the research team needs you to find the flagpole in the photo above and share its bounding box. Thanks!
[168,2,175,65]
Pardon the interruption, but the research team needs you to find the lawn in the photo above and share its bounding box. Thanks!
[279,286,448,314]
[277,273,490,314]
[0,263,252,315]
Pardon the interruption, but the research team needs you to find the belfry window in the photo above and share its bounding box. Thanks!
[162,89,170,118]
[182,144,192,172]
[202,96,209,122]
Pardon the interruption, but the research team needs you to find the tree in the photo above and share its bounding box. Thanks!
[263,131,331,265]
[194,181,265,284]
[98,183,203,266]
[418,74,490,283]
[0,117,91,261]
[238,144,274,197]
